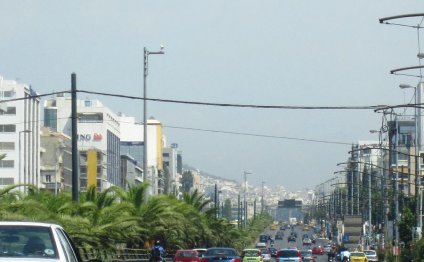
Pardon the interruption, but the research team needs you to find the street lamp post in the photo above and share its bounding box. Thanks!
[143,46,164,196]
[243,171,251,228]
[18,130,31,190]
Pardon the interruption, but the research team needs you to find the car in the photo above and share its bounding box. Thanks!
[241,249,262,262]
[277,249,302,262]
[193,248,207,258]
[202,248,241,262]
[302,233,309,239]
[174,250,202,262]
[302,238,312,246]
[259,248,271,262]
[0,221,102,262]
[349,252,368,262]
[268,247,277,258]
[323,245,332,253]
[363,250,378,262]
[287,235,296,242]
[256,242,267,248]
[303,226,309,231]
[300,249,315,262]
[311,246,324,255]
[259,235,268,243]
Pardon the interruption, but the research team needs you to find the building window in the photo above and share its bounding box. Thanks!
[0,125,16,133]
[45,175,51,183]
[0,142,14,150]
[0,160,14,168]
[84,100,92,107]
[2,90,16,98]
[78,113,103,123]
[0,177,14,185]
[0,107,16,115]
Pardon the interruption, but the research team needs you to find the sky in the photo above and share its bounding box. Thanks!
[1,1,423,191]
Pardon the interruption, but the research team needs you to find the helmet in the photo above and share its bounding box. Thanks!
[155,240,161,245]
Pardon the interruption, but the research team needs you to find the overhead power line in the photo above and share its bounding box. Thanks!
[0,89,419,111]
[163,125,352,145]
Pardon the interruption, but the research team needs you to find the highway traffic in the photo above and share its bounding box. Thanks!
[259,224,332,262]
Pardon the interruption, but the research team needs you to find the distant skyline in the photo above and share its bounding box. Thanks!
[1,1,423,191]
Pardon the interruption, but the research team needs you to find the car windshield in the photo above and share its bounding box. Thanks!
[177,251,197,257]
[243,250,259,256]
[279,250,298,257]
[351,253,365,257]
[206,249,237,256]
[0,225,58,258]
[364,251,376,256]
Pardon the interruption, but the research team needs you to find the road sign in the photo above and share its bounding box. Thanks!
[343,234,349,243]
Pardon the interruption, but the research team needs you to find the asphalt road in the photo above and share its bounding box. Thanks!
[260,225,331,262]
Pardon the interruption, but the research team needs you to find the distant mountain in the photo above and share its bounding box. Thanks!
[183,164,239,184]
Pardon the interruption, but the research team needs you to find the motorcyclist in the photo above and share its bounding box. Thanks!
[151,240,165,262]
[327,247,336,262]
[340,249,350,262]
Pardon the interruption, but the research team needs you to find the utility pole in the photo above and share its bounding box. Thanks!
[261,181,265,213]
[71,73,79,202]
[237,194,241,229]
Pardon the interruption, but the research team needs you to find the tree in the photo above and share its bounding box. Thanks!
[222,199,232,220]
[181,171,193,193]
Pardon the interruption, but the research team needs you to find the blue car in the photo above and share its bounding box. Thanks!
[202,248,241,262]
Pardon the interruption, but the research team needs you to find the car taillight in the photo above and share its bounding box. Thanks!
[233,258,242,262]
[297,251,302,260]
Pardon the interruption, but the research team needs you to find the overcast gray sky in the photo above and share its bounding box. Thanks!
[1,1,423,191]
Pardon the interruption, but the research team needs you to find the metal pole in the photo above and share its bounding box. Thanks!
[143,48,148,195]
[71,73,79,202]
[369,166,372,243]
[238,194,241,229]
[395,116,400,245]
[416,82,423,237]
[143,46,164,197]
[261,181,265,213]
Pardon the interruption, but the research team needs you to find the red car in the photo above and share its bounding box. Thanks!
[311,246,324,255]
[174,250,202,262]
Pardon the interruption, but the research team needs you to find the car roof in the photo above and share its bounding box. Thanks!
[0,221,62,229]
[243,249,260,251]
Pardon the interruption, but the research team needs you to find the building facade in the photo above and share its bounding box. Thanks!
[0,76,40,188]
[44,95,121,191]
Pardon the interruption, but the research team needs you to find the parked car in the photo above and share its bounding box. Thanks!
[349,252,368,262]
[202,247,241,262]
[276,249,302,262]
[241,249,262,262]
[312,246,324,255]
[0,221,102,262]
[363,250,377,262]
[174,250,202,262]
[300,249,315,262]
[259,248,271,262]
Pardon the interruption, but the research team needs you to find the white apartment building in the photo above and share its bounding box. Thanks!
[44,95,120,190]
[0,76,40,188]
[163,144,182,197]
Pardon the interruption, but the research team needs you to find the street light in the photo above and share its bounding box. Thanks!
[243,170,251,228]
[18,130,31,190]
[143,45,164,196]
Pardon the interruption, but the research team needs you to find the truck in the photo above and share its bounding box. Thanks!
[289,217,297,225]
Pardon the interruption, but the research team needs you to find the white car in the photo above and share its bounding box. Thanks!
[363,250,378,262]
[0,221,102,262]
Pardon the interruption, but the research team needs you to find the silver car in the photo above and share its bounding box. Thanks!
[363,250,378,262]
[0,221,102,262]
